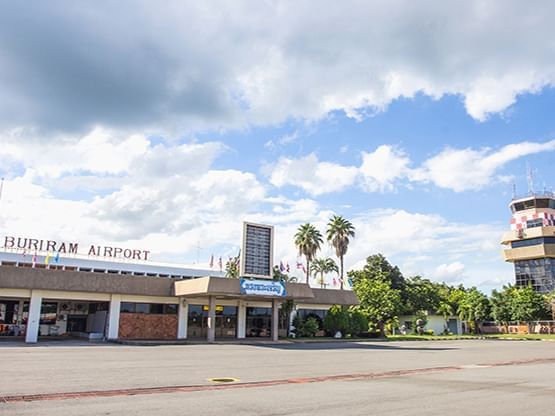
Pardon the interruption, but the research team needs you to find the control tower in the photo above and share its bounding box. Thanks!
[501,192,555,293]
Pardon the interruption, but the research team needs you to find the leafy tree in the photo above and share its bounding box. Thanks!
[437,301,454,334]
[273,266,297,282]
[224,256,240,279]
[310,257,338,288]
[326,215,355,290]
[457,287,490,334]
[279,299,295,335]
[490,286,514,331]
[294,223,323,284]
[353,276,402,337]
[511,285,549,322]
[348,254,406,291]
[404,276,442,314]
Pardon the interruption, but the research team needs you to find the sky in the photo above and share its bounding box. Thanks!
[1,1,555,292]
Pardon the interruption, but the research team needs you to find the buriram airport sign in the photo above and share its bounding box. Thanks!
[3,236,150,261]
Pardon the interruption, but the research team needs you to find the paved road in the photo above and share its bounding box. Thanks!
[1,340,554,415]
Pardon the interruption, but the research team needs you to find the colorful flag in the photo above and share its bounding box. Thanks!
[54,252,60,263]
[32,253,37,268]
[44,252,51,265]
[296,261,303,269]
[286,263,290,273]
[279,261,285,272]
[209,254,214,268]
[333,277,337,286]
[22,249,27,258]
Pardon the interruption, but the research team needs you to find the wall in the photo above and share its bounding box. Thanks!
[118,313,177,339]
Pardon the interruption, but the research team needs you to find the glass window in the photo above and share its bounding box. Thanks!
[121,302,135,313]
[163,304,178,314]
[526,218,544,228]
[134,303,150,314]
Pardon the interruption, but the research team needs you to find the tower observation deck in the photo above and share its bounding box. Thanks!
[501,192,555,293]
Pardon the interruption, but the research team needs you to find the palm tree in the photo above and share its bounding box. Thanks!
[310,257,339,288]
[294,223,323,284]
[437,302,453,335]
[326,215,355,290]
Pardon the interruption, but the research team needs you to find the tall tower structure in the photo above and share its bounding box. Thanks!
[501,192,555,293]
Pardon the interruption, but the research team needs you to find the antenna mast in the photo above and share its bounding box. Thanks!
[526,162,534,195]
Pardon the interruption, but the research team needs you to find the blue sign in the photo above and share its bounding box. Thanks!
[240,279,286,297]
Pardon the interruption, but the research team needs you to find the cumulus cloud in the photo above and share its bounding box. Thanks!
[412,140,555,192]
[269,140,555,195]
[433,261,465,282]
[269,154,358,196]
[359,145,411,192]
[1,1,555,135]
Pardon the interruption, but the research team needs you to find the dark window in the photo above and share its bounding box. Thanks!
[526,218,544,228]
[536,199,549,208]
[121,302,135,313]
[40,302,58,324]
[163,304,178,314]
[512,237,555,248]
[514,258,555,293]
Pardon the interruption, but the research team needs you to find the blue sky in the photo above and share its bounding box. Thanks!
[0,2,554,292]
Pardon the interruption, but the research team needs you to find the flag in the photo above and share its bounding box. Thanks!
[44,252,51,265]
[209,254,214,268]
[218,256,222,270]
[279,261,285,272]
[286,263,290,273]
[32,253,37,268]
[333,277,337,286]
[54,252,60,263]
[22,249,27,258]
[296,261,303,269]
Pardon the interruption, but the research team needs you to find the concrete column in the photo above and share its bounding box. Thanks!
[25,290,42,343]
[271,298,279,342]
[177,300,188,339]
[237,301,246,339]
[107,294,121,340]
[207,296,216,343]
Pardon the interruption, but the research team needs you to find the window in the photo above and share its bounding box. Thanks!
[514,258,555,293]
[526,218,544,228]
[511,237,555,248]
[120,302,177,314]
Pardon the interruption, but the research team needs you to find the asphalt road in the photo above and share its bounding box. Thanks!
[1,339,554,415]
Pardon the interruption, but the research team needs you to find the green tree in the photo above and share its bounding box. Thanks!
[294,223,323,284]
[353,276,402,337]
[326,215,355,290]
[490,285,514,331]
[437,301,454,334]
[457,287,490,334]
[323,305,349,335]
[404,276,442,314]
[511,285,549,322]
[348,254,406,291]
[310,257,339,288]
[224,256,240,279]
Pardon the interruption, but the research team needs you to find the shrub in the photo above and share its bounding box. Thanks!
[323,305,349,335]
[292,315,320,337]
[347,308,368,337]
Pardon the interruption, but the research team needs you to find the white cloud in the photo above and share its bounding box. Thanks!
[269,140,555,195]
[1,1,555,135]
[359,145,411,192]
[269,154,358,196]
[433,261,465,282]
[412,140,555,192]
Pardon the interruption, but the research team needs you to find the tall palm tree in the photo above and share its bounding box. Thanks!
[310,257,339,288]
[294,223,323,284]
[326,215,355,290]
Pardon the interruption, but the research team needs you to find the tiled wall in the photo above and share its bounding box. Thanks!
[119,313,177,339]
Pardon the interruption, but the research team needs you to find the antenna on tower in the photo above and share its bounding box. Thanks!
[526,162,534,195]
[512,180,517,199]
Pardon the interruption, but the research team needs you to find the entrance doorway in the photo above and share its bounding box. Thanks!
[246,307,272,338]
[187,305,237,339]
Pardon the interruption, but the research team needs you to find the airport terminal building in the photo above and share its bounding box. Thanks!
[0,228,358,344]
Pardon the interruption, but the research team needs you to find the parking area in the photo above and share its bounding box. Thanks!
[1,340,555,415]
